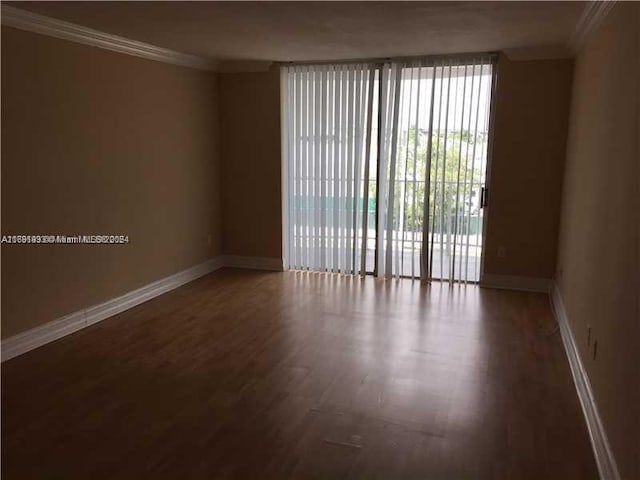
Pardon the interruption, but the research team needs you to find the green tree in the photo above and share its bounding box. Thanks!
[392,126,486,255]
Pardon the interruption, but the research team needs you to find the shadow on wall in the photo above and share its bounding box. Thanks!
[218,66,283,259]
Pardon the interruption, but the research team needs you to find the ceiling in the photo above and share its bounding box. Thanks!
[8,1,586,62]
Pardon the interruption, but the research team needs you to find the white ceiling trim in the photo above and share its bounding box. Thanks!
[1,5,218,71]
[569,1,617,54]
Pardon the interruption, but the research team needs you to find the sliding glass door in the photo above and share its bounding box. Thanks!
[281,55,495,283]
[390,59,494,282]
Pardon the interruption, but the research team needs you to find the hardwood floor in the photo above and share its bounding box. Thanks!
[2,268,597,479]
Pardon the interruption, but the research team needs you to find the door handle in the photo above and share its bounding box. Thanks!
[480,187,489,208]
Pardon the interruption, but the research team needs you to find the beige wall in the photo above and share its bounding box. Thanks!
[218,67,282,259]
[1,27,222,338]
[483,54,573,279]
[556,3,639,479]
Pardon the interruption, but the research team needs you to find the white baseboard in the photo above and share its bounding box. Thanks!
[1,255,284,362]
[550,282,620,480]
[1,310,88,363]
[222,255,283,271]
[1,256,224,362]
[480,274,550,292]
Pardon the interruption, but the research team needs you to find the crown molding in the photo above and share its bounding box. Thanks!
[569,1,617,54]
[1,5,219,71]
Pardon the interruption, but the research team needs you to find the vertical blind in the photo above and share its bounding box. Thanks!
[281,55,495,282]
[378,56,495,282]
[281,64,377,274]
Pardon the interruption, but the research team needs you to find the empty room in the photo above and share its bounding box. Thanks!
[1,1,638,479]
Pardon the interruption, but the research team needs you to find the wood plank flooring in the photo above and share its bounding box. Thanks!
[2,268,598,479]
